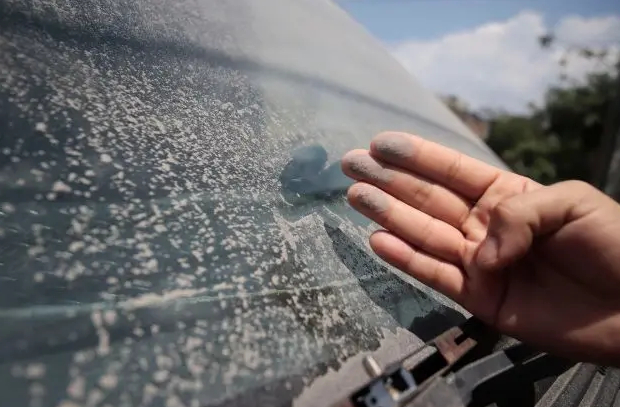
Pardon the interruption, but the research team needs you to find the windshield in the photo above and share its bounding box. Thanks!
[0,0,505,406]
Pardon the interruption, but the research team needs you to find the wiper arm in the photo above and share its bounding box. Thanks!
[332,318,545,407]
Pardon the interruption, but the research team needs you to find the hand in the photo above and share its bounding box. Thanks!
[341,131,620,365]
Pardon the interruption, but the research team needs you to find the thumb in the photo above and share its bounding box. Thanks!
[475,181,593,272]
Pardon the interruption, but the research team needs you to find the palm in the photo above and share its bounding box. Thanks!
[458,172,541,326]
[342,132,620,360]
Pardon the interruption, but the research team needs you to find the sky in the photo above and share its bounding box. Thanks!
[337,0,620,113]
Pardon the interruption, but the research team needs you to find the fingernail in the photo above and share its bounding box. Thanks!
[476,236,498,267]
[350,184,389,213]
[343,153,392,183]
[372,133,414,161]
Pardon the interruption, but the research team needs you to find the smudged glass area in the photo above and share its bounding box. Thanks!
[0,0,504,406]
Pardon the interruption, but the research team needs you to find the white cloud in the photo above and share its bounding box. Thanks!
[390,12,620,113]
[556,15,620,47]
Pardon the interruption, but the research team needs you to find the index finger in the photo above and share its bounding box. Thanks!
[370,132,502,201]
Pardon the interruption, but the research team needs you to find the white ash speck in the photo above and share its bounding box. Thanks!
[85,389,104,406]
[68,241,85,252]
[27,246,45,257]
[103,310,117,325]
[90,311,110,356]
[153,370,169,383]
[98,374,118,390]
[1,202,16,213]
[25,363,46,379]
[52,180,72,193]
[67,376,86,400]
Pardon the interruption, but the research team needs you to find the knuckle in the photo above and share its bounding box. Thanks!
[560,180,595,196]
[561,179,589,190]
[457,207,470,230]
[492,200,521,222]
[417,217,437,252]
[426,259,443,287]
[411,180,435,210]
[405,247,420,273]
[557,180,604,215]
[444,152,463,187]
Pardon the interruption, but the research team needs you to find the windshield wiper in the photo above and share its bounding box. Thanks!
[332,318,564,407]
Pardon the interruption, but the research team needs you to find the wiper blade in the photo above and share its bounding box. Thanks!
[332,318,543,407]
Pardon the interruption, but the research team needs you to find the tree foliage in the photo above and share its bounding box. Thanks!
[485,39,618,185]
[487,114,558,184]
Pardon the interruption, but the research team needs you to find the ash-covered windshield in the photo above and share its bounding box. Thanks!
[0,0,503,406]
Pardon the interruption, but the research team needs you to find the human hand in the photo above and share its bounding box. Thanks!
[341,132,620,365]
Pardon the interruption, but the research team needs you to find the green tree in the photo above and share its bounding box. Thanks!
[543,71,617,182]
[485,36,618,186]
[487,114,559,185]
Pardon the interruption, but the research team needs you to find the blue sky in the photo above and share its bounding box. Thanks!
[337,0,620,112]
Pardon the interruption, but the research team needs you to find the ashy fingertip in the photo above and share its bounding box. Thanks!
[347,183,389,214]
[341,152,393,184]
[341,149,367,170]
[371,132,416,162]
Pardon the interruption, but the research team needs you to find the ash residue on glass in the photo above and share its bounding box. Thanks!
[0,0,470,406]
